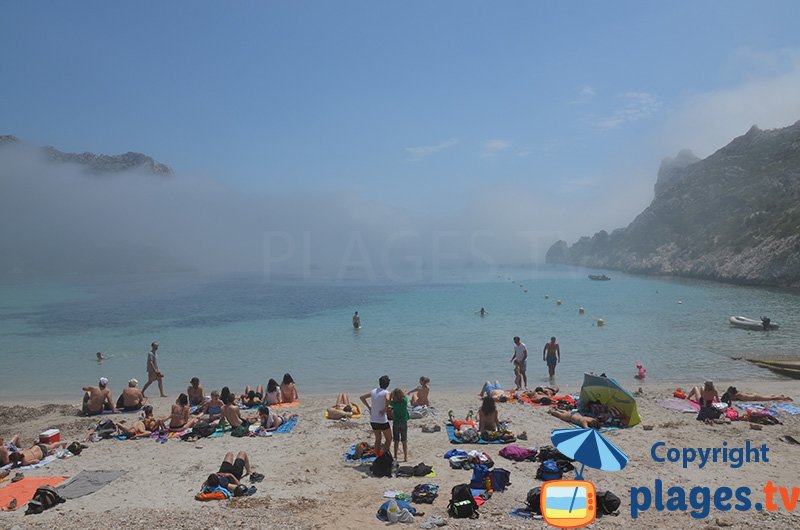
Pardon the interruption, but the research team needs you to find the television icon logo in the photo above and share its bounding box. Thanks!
[541,479,596,529]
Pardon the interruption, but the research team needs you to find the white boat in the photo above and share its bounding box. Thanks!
[729,316,779,331]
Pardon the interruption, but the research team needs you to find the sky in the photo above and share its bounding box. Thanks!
[3,1,800,274]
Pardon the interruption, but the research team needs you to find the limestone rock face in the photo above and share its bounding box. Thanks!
[546,121,800,287]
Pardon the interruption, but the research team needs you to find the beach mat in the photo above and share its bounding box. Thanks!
[274,416,298,434]
[774,403,800,415]
[343,445,376,462]
[0,476,67,511]
[734,403,780,416]
[446,425,509,444]
[57,470,126,500]
[658,397,701,413]
[325,404,362,419]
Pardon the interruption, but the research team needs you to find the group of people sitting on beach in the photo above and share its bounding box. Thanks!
[78,374,301,441]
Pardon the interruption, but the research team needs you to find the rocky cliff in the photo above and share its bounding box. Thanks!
[546,121,800,287]
[0,135,172,175]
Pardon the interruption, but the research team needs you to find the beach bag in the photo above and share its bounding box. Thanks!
[25,486,65,515]
[95,419,118,439]
[413,463,433,476]
[411,483,439,504]
[447,484,479,519]
[469,464,490,489]
[499,445,537,461]
[490,468,511,491]
[460,428,479,443]
[597,491,621,516]
[696,406,722,421]
[449,454,469,469]
[371,450,394,477]
[525,487,542,514]
[193,420,216,438]
[376,499,417,522]
[536,460,563,481]
[396,466,415,477]
[724,408,739,421]
[537,445,572,463]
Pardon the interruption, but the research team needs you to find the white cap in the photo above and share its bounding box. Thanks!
[99,377,109,386]
[128,378,138,387]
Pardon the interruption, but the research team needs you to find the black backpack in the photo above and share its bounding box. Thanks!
[370,451,394,478]
[525,487,542,514]
[597,491,621,516]
[25,486,65,515]
[447,483,479,519]
[411,483,439,504]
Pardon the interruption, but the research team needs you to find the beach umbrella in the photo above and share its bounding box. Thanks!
[579,373,641,427]
[550,427,629,478]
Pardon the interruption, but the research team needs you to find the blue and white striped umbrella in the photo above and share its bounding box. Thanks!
[550,428,629,473]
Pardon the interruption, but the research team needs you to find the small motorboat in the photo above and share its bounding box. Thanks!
[729,316,779,331]
[588,274,611,281]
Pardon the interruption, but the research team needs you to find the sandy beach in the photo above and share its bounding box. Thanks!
[1,378,799,530]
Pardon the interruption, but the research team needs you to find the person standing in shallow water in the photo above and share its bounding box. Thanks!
[142,341,167,398]
[510,336,528,390]
[352,311,361,329]
[543,336,560,381]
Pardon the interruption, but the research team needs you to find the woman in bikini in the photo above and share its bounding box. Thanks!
[479,380,513,402]
[721,386,792,405]
[477,396,500,433]
[8,441,68,467]
[687,381,719,406]
[280,373,299,403]
[548,408,601,429]
[326,393,358,420]
[199,390,224,420]
[240,385,264,408]
[169,394,200,431]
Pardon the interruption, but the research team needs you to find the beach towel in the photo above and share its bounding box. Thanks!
[734,403,779,416]
[774,403,800,415]
[325,404,362,419]
[658,397,701,413]
[0,476,67,511]
[274,416,298,434]
[510,508,536,519]
[272,401,300,409]
[446,425,510,444]
[408,406,438,419]
[343,445,376,462]
[56,470,126,500]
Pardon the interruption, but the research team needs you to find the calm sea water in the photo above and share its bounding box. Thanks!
[1,267,798,400]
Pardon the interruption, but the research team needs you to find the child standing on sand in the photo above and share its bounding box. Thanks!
[409,376,431,407]
[390,388,410,462]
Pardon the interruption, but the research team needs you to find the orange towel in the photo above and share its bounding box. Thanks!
[272,401,300,409]
[0,476,68,511]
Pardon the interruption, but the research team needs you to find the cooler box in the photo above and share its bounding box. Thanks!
[39,429,60,443]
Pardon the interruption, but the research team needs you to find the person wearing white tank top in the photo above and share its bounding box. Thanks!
[360,375,392,457]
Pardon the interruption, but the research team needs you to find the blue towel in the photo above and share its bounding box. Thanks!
[446,425,506,444]
[510,508,535,519]
[774,403,800,415]
[343,445,376,462]
[275,416,298,434]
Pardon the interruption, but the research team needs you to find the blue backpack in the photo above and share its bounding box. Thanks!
[490,468,511,491]
[536,460,563,481]
[469,463,490,489]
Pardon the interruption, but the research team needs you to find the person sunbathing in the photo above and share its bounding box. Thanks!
[721,386,793,405]
[687,381,719,406]
[168,394,200,431]
[448,410,478,437]
[548,408,601,429]
[257,406,298,432]
[221,394,256,430]
[478,396,500,433]
[326,393,358,420]
[1,434,21,466]
[7,441,69,467]
[409,376,431,406]
[240,385,264,408]
[116,418,152,439]
[199,390,224,420]
[82,377,116,416]
[187,377,206,407]
[116,379,146,412]
[280,373,299,403]
[479,380,513,402]
[141,405,166,432]
[265,379,282,405]
[523,385,560,403]
[201,451,256,494]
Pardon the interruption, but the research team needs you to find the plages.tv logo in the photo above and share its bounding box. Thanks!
[542,427,629,528]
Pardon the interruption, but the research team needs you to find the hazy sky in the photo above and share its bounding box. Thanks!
[3,2,800,273]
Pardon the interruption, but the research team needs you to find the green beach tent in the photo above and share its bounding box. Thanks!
[578,373,641,427]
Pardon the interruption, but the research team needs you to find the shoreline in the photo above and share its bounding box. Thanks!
[2,380,799,528]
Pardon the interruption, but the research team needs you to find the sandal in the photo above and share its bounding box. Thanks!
[250,472,265,483]
[11,472,24,483]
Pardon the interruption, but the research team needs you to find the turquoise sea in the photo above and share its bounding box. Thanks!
[1,266,798,400]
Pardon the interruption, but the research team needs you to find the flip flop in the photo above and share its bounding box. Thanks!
[780,435,800,445]
[249,472,265,483]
